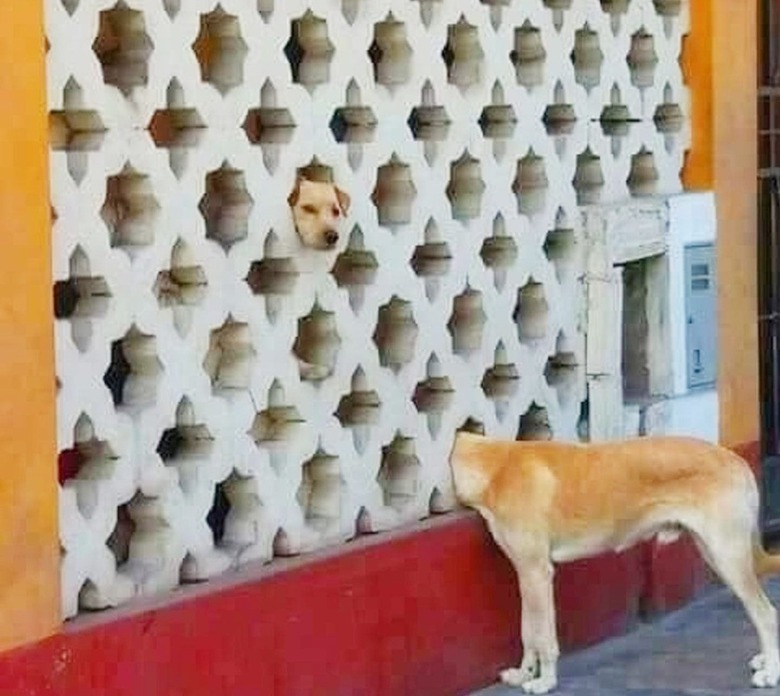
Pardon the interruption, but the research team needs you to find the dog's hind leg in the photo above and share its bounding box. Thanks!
[500,550,559,695]
[690,514,780,688]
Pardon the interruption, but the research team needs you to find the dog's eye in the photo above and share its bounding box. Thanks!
[302,204,317,215]
[331,206,341,217]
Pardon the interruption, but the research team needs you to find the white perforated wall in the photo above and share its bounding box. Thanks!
[47,0,690,618]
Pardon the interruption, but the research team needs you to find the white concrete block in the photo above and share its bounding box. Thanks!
[48,0,689,615]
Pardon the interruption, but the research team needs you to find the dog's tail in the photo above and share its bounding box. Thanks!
[754,545,780,578]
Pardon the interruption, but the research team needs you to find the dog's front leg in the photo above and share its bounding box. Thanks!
[501,556,559,694]
[500,592,541,686]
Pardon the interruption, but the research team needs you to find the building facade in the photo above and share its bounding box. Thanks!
[0,1,761,694]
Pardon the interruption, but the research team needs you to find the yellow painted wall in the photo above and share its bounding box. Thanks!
[683,0,759,448]
[0,5,60,649]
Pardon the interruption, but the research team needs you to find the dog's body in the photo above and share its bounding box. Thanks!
[450,432,780,693]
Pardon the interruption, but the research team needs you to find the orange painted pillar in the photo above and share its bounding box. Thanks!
[683,0,759,449]
[0,6,60,649]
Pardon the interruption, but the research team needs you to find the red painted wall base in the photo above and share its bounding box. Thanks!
[0,442,757,696]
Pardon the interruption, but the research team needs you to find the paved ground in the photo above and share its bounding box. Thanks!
[471,578,780,696]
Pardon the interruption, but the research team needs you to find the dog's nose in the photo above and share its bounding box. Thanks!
[325,230,339,247]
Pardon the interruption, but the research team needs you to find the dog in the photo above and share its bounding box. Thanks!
[288,175,350,250]
[450,432,780,693]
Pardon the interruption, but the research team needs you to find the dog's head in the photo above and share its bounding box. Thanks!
[288,176,350,250]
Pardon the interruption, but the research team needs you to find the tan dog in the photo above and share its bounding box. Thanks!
[450,432,780,693]
[288,176,350,250]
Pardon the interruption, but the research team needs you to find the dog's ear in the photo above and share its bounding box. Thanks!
[288,175,303,208]
[335,186,351,216]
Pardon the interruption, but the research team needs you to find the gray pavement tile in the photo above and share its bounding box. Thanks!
[469,579,780,696]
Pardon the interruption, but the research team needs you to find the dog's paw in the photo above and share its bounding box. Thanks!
[500,667,533,687]
[750,653,766,672]
[751,664,780,688]
[500,654,538,687]
[520,675,557,694]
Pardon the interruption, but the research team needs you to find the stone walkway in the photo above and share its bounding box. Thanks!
[471,579,780,696]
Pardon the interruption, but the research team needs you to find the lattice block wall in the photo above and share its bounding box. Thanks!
[47,0,690,618]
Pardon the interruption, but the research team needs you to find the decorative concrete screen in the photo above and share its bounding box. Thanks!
[47,0,689,618]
